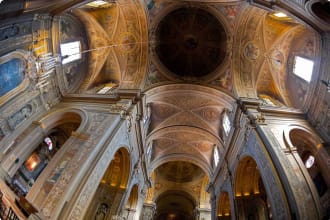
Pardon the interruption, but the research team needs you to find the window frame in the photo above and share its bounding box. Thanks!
[60,41,82,64]
[293,56,314,82]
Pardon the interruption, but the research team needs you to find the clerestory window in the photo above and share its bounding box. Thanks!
[293,56,314,82]
[223,112,231,136]
[60,41,81,64]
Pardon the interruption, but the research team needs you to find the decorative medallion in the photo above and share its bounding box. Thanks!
[116,32,138,53]
[244,42,259,60]
[270,49,284,69]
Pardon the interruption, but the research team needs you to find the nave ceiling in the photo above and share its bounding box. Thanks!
[0,0,328,219]
[49,0,322,214]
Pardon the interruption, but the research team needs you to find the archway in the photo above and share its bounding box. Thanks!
[155,190,196,220]
[11,122,78,196]
[84,147,131,220]
[234,156,271,220]
[123,184,139,220]
[6,111,83,200]
[289,128,330,216]
[217,191,231,220]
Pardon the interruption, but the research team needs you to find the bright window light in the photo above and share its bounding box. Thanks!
[87,1,108,7]
[223,112,231,136]
[60,41,81,64]
[293,56,314,82]
[92,0,107,5]
[273,12,288,18]
[214,147,219,167]
[44,137,53,151]
[305,155,315,169]
[97,83,117,94]
[97,86,112,94]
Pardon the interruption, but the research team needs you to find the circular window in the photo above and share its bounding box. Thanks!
[155,7,227,78]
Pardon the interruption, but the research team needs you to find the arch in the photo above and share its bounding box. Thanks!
[150,154,211,179]
[283,125,323,153]
[3,108,88,174]
[8,110,84,197]
[83,146,131,220]
[101,147,131,189]
[200,176,211,209]
[125,184,139,210]
[285,126,330,215]
[305,0,330,31]
[144,172,155,204]
[38,108,88,134]
[217,191,231,220]
[233,156,272,220]
[123,184,140,220]
[52,12,89,93]
[147,126,223,176]
[145,83,235,107]
[234,157,260,197]
[155,190,197,220]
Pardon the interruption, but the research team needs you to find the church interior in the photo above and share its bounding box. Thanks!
[0,0,329,219]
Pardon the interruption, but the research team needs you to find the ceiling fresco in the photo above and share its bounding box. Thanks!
[141,1,320,215]
[53,0,320,216]
[68,0,148,92]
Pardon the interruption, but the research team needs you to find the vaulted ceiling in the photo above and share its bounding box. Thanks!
[52,0,322,217]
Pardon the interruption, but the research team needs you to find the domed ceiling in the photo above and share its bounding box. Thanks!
[155,7,227,78]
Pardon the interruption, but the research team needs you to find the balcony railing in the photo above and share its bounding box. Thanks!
[0,189,22,220]
[0,190,19,220]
